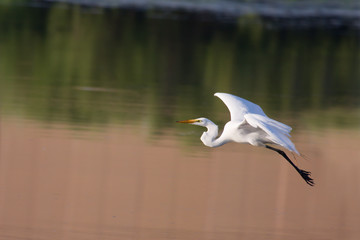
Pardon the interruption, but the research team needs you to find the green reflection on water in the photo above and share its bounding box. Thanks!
[0,4,359,132]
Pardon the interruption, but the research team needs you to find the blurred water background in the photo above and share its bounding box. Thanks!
[0,1,359,239]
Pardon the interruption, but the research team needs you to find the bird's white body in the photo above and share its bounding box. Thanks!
[177,92,314,186]
[193,93,298,154]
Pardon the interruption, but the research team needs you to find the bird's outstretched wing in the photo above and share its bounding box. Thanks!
[214,92,266,121]
[215,93,298,154]
[244,114,298,154]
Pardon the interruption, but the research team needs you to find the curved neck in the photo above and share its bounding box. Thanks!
[200,122,225,148]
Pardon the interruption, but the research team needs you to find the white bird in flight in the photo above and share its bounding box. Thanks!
[177,92,314,186]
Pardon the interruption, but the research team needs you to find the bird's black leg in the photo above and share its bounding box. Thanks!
[265,145,314,186]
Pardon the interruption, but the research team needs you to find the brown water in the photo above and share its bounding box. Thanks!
[1,119,359,240]
[1,3,360,240]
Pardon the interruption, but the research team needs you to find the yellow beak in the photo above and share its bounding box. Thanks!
[176,119,199,124]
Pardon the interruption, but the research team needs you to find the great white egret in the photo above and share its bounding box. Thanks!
[177,92,314,186]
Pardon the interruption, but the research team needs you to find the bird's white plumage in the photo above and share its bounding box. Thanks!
[244,114,298,154]
[177,92,314,186]
[214,93,265,121]
[215,92,298,154]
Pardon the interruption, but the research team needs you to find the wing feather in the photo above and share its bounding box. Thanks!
[215,92,298,154]
[245,114,299,154]
[214,93,266,121]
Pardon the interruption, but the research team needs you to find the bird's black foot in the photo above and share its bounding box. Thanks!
[298,169,315,186]
[265,145,315,187]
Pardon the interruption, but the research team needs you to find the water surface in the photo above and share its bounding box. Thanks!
[0,4,360,240]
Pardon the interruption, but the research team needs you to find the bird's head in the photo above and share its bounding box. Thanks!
[176,117,212,127]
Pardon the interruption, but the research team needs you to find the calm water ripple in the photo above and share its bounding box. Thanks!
[0,3,360,240]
